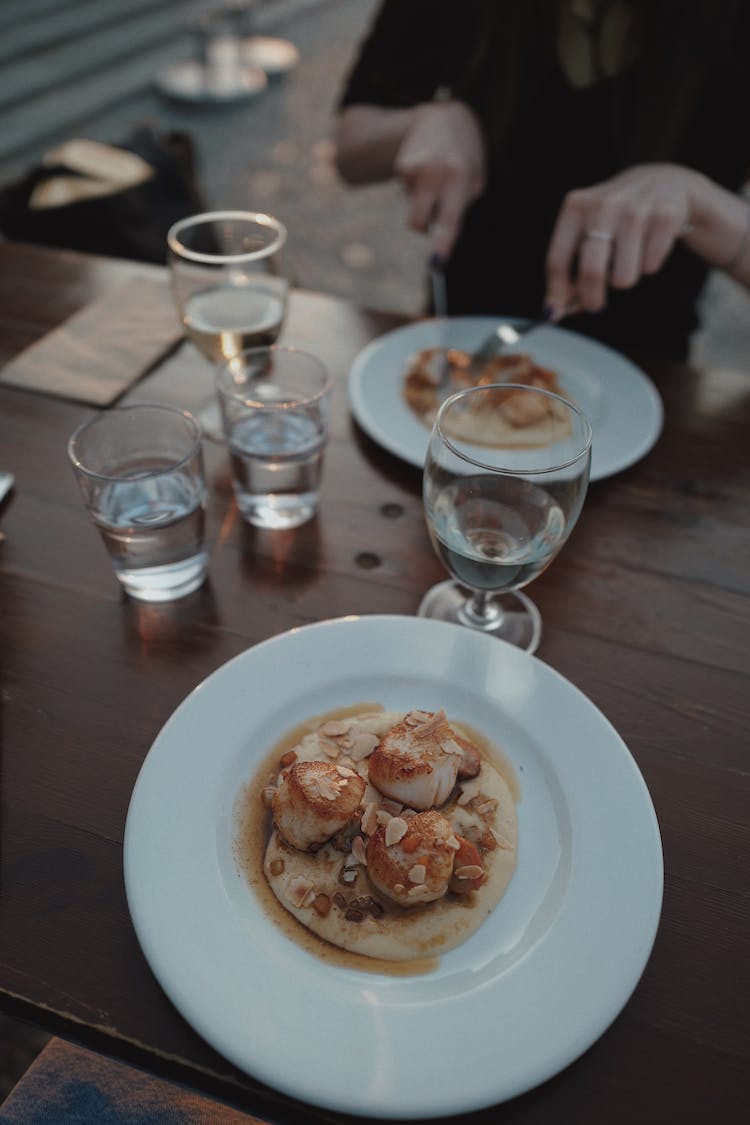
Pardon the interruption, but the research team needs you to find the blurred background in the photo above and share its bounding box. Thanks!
[0,0,748,364]
[0,0,748,1097]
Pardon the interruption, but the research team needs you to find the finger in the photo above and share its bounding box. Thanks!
[575,231,614,311]
[429,178,469,259]
[609,212,647,290]
[642,212,681,274]
[407,187,439,235]
[545,198,588,317]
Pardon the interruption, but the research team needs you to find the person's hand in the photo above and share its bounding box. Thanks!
[394,100,487,261]
[544,163,700,319]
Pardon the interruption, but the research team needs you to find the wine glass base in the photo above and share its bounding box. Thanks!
[417,581,542,654]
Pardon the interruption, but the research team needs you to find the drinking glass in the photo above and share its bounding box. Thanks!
[68,404,208,602]
[167,210,290,437]
[419,383,592,653]
[216,345,331,530]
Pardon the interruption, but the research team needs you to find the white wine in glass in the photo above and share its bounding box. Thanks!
[167,211,290,435]
[420,383,592,653]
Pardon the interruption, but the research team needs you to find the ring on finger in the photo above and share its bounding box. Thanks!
[584,229,614,242]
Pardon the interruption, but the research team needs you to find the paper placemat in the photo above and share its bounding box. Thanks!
[0,275,184,406]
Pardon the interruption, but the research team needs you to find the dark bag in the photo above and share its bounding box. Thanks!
[0,124,206,265]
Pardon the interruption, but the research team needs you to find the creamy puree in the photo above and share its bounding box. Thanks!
[403,347,572,449]
[235,704,519,969]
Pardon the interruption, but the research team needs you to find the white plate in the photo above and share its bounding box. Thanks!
[124,615,663,1119]
[348,317,664,481]
[154,60,267,104]
[241,35,300,75]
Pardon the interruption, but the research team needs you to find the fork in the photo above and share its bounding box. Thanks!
[428,255,452,391]
[469,312,553,371]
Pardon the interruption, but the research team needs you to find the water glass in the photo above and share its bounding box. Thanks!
[68,404,208,602]
[216,346,331,530]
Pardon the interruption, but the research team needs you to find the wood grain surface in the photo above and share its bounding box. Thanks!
[0,241,748,1125]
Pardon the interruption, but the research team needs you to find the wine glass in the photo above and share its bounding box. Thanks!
[167,210,290,437]
[419,383,592,653]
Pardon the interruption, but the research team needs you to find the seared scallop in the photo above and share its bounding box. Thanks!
[368,709,464,809]
[272,760,365,852]
[366,809,459,907]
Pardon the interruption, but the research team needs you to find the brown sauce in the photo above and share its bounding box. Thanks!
[233,703,519,976]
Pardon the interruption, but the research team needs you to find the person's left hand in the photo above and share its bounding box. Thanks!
[544,163,696,318]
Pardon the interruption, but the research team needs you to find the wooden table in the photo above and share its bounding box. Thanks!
[0,241,748,1124]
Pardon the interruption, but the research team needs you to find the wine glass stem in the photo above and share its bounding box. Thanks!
[459,589,504,630]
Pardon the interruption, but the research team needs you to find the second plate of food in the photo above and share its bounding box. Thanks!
[348,317,664,481]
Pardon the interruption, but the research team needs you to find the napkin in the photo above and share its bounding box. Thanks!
[0,275,183,406]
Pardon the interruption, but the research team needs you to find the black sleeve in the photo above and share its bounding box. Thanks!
[337,0,473,109]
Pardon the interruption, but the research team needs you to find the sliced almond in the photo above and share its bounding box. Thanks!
[320,720,353,737]
[351,835,368,865]
[360,802,379,836]
[408,864,426,884]
[286,876,315,909]
[385,817,408,847]
[349,731,380,761]
[318,736,340,758]
[455,864,483,880]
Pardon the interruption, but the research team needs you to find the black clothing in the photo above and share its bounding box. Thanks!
[338,0,750,359]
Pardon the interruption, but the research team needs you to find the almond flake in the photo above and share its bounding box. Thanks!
[412,709,448,740]
[320,720,353,737]
[363,782,381,805]
[385,817,408,847]
[313,776,341,801]
[318,737,340,759]
[344,853,360,868]
[336,765,357,777]
[401,808,417,819]
[442,738,464,756]
[476,798,498,816]
[361,802,379,836]
[351,836,368,865]
[408,884,427,897]
[379,798,403,815]
[491,829,513,850]
[286,876,315,909]
[349,731,380,761]
[394,883,405,893]
[455,864,483,880]
[408,864,426,884]
[405,710,431,726]
[376,809,393,826]
[445,835,461,851]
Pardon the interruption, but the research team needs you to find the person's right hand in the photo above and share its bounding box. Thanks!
[394,100,487,261]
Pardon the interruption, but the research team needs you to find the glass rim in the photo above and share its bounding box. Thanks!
[215,345,331,409]
[166,210,287,264]
[67,403,202,483]
[434,382,593,475]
